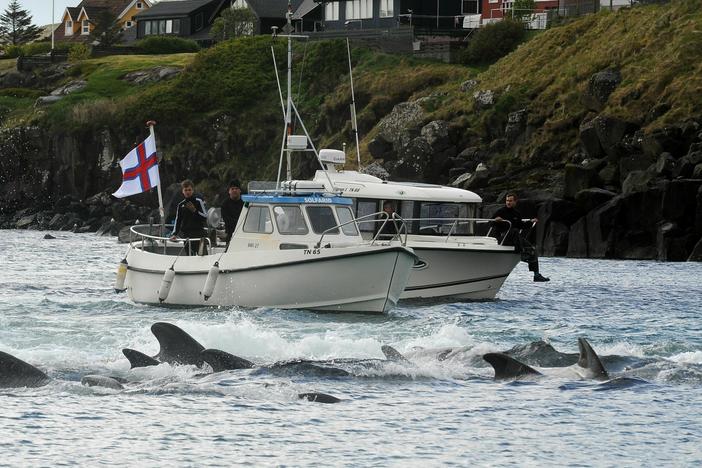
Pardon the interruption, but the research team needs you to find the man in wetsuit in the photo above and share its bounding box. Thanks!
[221,179,244,246]
[170,179,207,255]
[493,193,550,282]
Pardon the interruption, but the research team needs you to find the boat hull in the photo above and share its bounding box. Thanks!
[401,243,520,300]
[125,246,415,313]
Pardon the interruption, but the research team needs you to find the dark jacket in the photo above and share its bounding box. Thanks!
[171,196,207,238]
[493,206,531,245]
[221,197,244,240]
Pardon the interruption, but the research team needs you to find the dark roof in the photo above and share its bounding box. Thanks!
[82,6,110,19]
[245,0,304,19]
[66,7,81,19]
[135,0,215,18]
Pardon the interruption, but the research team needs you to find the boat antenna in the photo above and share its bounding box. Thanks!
[346,38,361,171]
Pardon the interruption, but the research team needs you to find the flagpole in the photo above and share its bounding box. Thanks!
[146,120,166,233]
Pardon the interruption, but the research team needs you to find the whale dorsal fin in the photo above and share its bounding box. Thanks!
[201,348,255,372]
[0,350,51,388]
[151,322,205,367]
[576,338,608,380]
[381,345,411,364]
[483,353,542,380]
[122,348,160,368]
[298,392,341,404]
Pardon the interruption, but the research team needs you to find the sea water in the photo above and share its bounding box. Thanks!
[1,230,700,466]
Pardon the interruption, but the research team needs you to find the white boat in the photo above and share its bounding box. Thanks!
[311,150,521,300]
[121,192,416,313]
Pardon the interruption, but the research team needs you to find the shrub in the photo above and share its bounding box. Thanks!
[136,36,200,54]
[0,88,44,99]
[461,19,526,65]
[21,41,52,56]
[3,45,23,58]
[69,43,91,62]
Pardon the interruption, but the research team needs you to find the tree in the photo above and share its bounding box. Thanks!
[210,7,256,42]
[89,10,123,47]
[0,0,41,46]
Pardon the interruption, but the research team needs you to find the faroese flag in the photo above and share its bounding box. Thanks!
[112,134,159,198]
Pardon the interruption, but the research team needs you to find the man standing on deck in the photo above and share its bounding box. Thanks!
[170,179,208,255]
[493,193,550,282]
[221,179,244,246]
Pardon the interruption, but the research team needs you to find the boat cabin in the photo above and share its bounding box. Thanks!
[227,193,363,252]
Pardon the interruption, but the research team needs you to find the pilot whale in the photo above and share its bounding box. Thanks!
[483,337,609,381]
[0,350,51,388]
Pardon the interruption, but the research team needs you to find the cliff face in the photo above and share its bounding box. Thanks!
[0,2,701,259]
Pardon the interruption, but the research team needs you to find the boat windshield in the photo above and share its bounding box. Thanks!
[273,205,309,235]
[335,206,359,236]
[243,205,273,233]
[418,202,474,235]
[306,206,339,234]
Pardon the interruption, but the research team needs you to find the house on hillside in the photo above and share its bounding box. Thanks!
[310,1,476,32]
[133,0,233,44]
[481,0,558,24]
[229,0,312,35]
[52,0,153,43]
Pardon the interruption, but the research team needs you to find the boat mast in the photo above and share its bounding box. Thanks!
[285,1,293,182]
[346,38,362,171]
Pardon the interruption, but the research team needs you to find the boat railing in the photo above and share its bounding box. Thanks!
[398,217,513,245]
[315,211,408,248]
[129,224,213,255]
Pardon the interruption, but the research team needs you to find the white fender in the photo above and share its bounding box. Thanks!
[202,262,220,301]
[114,258,128,293]
[158,266,176,303]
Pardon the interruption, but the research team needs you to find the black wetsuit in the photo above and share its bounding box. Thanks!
[221,197,244,244]
[493,206,540,273]
[171,195,207,254]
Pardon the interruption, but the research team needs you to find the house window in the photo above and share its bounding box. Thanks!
[144,21,151,35]
[325,1,339,20]
[501,1,514,13]
[195,12,204,31]
[462,0,479,14]
[166,19,172,34]
[346,0,372,20]
[136,2,143,8]
[82,19,90,35]
[379,0,393,17]
[65,20,73,35]
[172,19,180,34]
[125,20,133,28]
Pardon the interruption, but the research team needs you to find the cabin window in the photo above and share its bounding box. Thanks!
[501,1,514,13]
[418,202,473,235]
[462,0,479,14]
[144,21,151,34]
[379,0,394,17]
[166,20,173,33]
[354,199,378,233]
[82,19,90,34]
[325,1,339,21]
[172,19,180,34]
[306,206,339,234]
[243,206,273,234]
[125,20,133,28]
[136,2,143,9]
[273,206,308,235]
[65,20,73,35]
[335,207,359,236]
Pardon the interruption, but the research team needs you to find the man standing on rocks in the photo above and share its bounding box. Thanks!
[493,193,550,282]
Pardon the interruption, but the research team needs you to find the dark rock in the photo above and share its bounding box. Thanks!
[574,188,617,213]
[541,221,570,256]
[661,179,702,225]
[693,163,702,179]
[504,109,528,145]
[123,66,183,85]
[641,126,693,159]
[473,90,495,109]
[598,163,619,187]
[593,116,637,158]
[688,236,702,261]
[582,69,621,112]
[368,135,392,159]
[656,222,693,261]
[489,138,507,153]
[361,161,389,180]
[15,214,36,229]
[460,79,478,92]
[622,170,655,194]
[563,164,599,199]
[421,120,451,152]
[673,155,697,178]
[620,152,656,181]
[43,234,56,239]
[654,152,676,178]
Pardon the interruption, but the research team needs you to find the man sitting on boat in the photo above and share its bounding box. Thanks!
[492,193,550,282]
[169,179,208,255]
[378,201,399,240]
